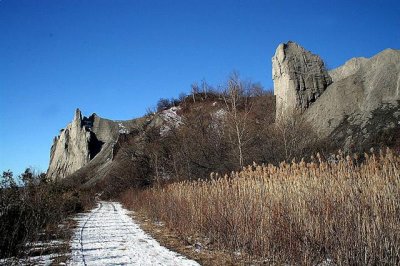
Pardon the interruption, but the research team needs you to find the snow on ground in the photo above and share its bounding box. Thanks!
[210,109,226,135]
[212,109,226,120]
[69,201,200,266]
[118,123,130,134]
[160,106,182,136]
[0,241,67,265]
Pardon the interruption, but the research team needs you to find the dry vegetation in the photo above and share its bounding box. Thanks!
[0,169,95,259]
[4,74,397,263]
[122,149,400,265]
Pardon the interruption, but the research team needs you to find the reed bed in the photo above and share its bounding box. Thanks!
[122,149,400,265]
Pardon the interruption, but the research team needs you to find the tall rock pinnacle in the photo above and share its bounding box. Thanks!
[272,41,332,121]
[47,108,92,180]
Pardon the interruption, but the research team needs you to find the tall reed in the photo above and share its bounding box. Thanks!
[122,149,400,265]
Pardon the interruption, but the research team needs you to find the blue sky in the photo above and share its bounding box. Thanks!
[1,0,399,176]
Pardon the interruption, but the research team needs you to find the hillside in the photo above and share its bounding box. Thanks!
[47,108,172,183]
[307,48,400,150]
[47,42,400,188]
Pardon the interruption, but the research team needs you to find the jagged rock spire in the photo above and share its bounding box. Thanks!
[47,108,91,180]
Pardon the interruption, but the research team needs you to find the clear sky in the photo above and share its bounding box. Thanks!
[1,0,399,176]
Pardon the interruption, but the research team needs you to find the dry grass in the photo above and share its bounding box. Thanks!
[127,209,243,266]
[121,149,400,265]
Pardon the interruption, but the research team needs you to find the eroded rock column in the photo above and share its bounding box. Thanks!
[272,41,332,121]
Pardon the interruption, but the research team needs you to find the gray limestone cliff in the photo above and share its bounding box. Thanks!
[305,48,400,148]
[47,109,123,180]
[328,57,368,82]
[47,108,172,182]
[47,109,93,180]
[272,41,332,120]
[272,41,400,150]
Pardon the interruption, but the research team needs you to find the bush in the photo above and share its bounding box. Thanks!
[0,169,94,259]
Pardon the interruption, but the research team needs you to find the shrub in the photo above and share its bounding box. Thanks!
[0,169,95,259]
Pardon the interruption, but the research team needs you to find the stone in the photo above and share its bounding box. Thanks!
[47,109,92,180]
[272,41,332,120]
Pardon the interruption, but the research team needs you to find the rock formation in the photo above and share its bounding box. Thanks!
[272,41,332,120]
[47,107,176,182]
[328,57,368,82]
[47,109,123,180]
[47,42,400,183]
[47,109,92,180]
[272,41,400,150]
[305,48,400,149]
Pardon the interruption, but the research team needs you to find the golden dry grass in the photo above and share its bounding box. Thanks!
[122,149,400,265]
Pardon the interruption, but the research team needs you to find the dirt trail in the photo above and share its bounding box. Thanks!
[69,201,200,266]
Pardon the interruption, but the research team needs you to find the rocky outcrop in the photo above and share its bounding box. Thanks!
[272,41,332,120]
[47,109,94,180]
[47,107,181,182]
[328,57,368,82]
[47,109,126,180]
[272,42,400,151]
[305,48,400,149]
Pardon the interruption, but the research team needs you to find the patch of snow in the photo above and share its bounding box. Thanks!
[118,123,130,134]
[26,240,65,247]
[210,108,227,136]
[0,237,68,265]
[154,221,165,227]
[69,201,200,265]
[234,250,242,256]
[317,258,335,266]
[0,252,67,265]
[27,253,65,265]
[160,106,183,136]
[213,109,227,120]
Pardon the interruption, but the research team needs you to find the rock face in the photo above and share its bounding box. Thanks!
[47,107,180,182]
[272,41,400,150]
[328,57,368,82]
[305,48,400,149]
[272,41,332,120]
[47,109,93,180]
[47,109,123,180]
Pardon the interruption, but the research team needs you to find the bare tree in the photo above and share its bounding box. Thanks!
[201,79,208,99]
[191,83,199,103]
[274,111,318,161]
[222,73,253,169]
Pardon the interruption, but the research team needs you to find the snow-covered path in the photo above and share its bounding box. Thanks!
[69,201,200,266]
